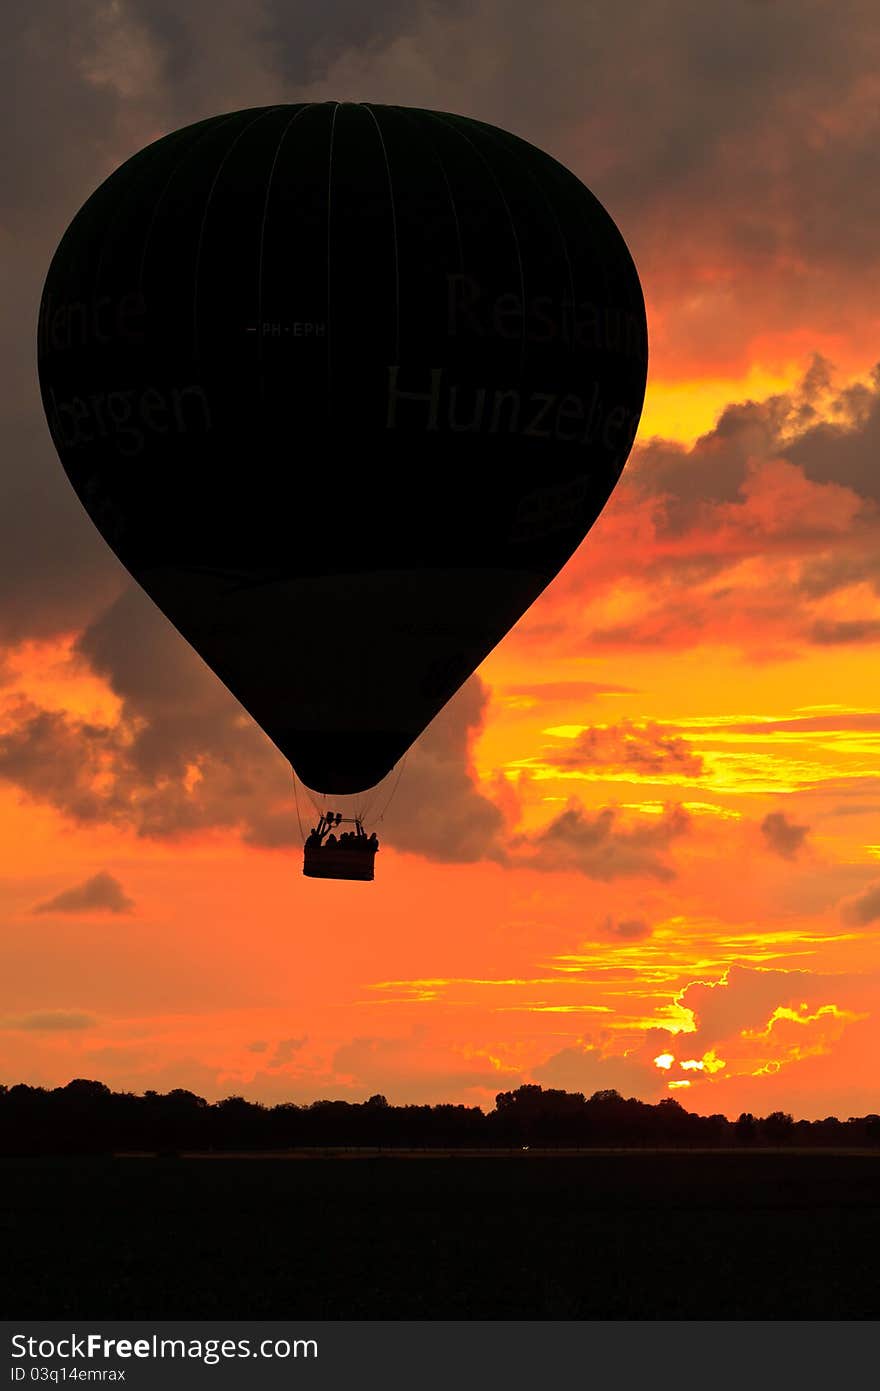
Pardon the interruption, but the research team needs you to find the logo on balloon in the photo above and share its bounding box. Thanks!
[386,366,638,452]
[446,273,647,362]
[44,382,212,457]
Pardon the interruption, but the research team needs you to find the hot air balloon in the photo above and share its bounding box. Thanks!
[37,102,647,880]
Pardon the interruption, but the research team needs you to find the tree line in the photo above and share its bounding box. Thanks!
[2,1080,879,1154]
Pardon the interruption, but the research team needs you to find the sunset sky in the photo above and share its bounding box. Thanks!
[3,0,880,1121]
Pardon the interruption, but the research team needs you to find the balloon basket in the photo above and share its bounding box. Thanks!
[303,847,376,882]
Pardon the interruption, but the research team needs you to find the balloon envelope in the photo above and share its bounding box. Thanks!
[37,102,647,793]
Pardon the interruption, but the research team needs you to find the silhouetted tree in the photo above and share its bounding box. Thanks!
[0,1078,876,1153]
[734,1112,758,1146]
[762,1111,795,1145]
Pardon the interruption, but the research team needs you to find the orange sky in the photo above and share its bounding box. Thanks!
[3,344,879,1120]
[3,1,880,1121]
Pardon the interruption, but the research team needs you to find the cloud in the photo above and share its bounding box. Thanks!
[1,1010,96,1031]
[498,681,636,703]
[527,965,870,1107]
[262,0,468,86]
[546,721,704,778]
[4,0,880,666]
[514,359,880,664]
[809,619,880,645]
[533,1038,667,1101]
[760,811,810,859]
[0,583,505,864]
[266,1036,308,1069]
[285,3,880,376]
[331,1031,513,1103]
[0,4,169,650]
[514,802,690,880]
[718,713,880,735]
[676,964,845,1051]
[3,1,880,792]
[13,0,878,365]
[840,881,880,925]
[788,364,880,502]
[594,916,653,942]
[377,676,507,863]
[33,871,135,915]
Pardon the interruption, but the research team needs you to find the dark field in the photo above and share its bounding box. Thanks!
[2,1151,879,1319]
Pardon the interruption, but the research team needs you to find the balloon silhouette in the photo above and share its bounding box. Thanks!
[37,103,647,794]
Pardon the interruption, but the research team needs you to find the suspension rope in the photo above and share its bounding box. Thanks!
[357,788,377,826]
[292,754,408,838]
[373,751,409,824]
[292,768,306,845]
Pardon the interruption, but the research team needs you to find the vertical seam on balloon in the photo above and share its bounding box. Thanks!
[327,102,340,424]
[540,157,616,332]
[361,105,400,364]
[192,107,283,363]
[393,107,464,273]
[93,134,179,298]
[533,158,646,474]
[469,125,578,366]
[67,138,172,363]
[425,113,527,379]
[257,106,310,402]
[57,126,191,358]
[137,113,243,296]
[361,104,400,364]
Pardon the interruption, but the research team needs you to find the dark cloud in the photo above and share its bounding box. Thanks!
[596,916,653,942]
[266,1036,308,1069]
[0,413,124,648]
[840,881,880,925]
[0,700,122,824]
[2,1,880,670]
[33,871,134,915]
[628,395,787,528]
[515,802,690,880]
[0,5,165,647]
[627,356,878,537]
[719,713,880,735]
[1,1009,96,1031]
[546,721,703,778]
[809,619,880,646]
[760,811,809,859]
[0,2,275,652]
[797,552,878,602]
[2,3,138,239]
[788,364,880,501]
[11,0,876,346]
[552,359,880,660]
[0,588,308,842]
[3,0,880,861]
[377,675,506,863]
[262,0,467,86]
[0,582,504,863]
[281,2,880,378]
[552,915,656,944]
[123,0,198,91]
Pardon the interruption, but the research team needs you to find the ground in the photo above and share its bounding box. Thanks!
[2,1151,878,1319]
